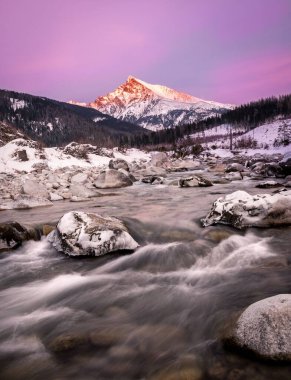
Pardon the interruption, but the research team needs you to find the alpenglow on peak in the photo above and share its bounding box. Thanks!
[69,77,234,131]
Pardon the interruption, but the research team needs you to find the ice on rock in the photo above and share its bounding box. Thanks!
[202,190,291,228]
[48,211,139,257]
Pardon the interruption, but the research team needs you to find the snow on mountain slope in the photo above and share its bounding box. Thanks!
[71,76,233,131]
[190,117,291,155]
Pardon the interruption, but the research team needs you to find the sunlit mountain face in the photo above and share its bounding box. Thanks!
[69,76,234,131]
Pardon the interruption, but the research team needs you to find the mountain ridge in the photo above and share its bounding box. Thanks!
[70,76,234,131]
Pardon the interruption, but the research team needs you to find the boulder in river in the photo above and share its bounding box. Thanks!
[48,211,139,256]
[94,169,133,189]
[256,180,282,189]
[229,294,291,361]
[0,221,40,250]
[179,176,213,188]
[141,175,164,185]
[202,190,291,229]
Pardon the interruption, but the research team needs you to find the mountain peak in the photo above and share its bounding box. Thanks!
[71,77,233,131]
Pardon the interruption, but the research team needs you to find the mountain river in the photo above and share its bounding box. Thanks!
[0,171,290,380]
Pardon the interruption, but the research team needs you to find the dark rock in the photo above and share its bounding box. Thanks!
[0,221,40,250]
[141,175,164,185]
[109,158,129,171]
[17,149,28,161]
[179,176,213,188]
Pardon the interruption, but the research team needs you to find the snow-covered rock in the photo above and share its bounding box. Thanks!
[256,180,282,188]
[231,294,291,361]
[179,176,212,188]
[0,195,53,210]
[49,192,63,201]
[69,183,100,198]
[70,173,89,184]
[22,179,49,199]
[202,190,291,229]
[94,169,133,189]
[48,211,139,256]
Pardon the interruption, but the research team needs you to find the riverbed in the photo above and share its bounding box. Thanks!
[0,172,290,380]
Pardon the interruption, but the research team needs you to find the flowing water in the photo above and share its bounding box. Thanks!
[0,173,291,380]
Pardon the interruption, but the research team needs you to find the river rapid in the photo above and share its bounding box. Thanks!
[0,172,291,380]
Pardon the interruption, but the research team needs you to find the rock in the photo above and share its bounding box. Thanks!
[170,159,202,171]
[225,163,245,173]
[60,191,72,199]
[279,152,291,176]
[203,228,233,243]
[49,192,63,201]
[31,162,49,172]
[179,176,213,188]
[70,183,100,198]
[90,325,132,347]
[94,169,133,189]
[150,152,168,167]
[150,366,203,380]
[126,324,186,354]
[141,175,164,185]
[0,195,53,210]
[48,211,139,256]
[71,172,88,184]
[48,332,88,352]
[22,179,49,199]
[17,149,28,161]
[0,221,38,250]
[42,224,55,236]
[230,294,291,361]
[70,196,89,202]
[134,166,167,178]
[202,190,291,229]
[225,172,243,181]
[256,180,282,189]
[109,158,129,171]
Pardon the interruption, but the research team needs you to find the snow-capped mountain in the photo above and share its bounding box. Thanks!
[71,76,234,131]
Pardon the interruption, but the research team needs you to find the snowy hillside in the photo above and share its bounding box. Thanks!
[70,76,233,131]
[190,117,291,156]
[0,138,150,174]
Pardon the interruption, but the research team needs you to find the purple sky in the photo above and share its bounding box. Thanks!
[0,0,290,105]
